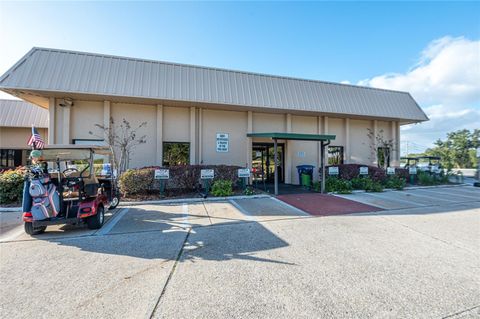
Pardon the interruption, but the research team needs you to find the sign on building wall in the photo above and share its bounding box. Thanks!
[328,166,339,175]
[387,167,395,175]
[297,151,306,158]
[359,167,369,175]
[154,169,170,180]
[201,169,215,179]
[216,133,229,153]
[238,168,251,178]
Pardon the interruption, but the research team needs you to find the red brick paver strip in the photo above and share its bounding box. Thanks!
[277,193,383,216]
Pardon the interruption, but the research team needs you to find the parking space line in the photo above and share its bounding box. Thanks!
[362,192,427,207]
[401,191,459,203]
[0,225,25,243]
[416,188,480,201]
[94,208,129,236]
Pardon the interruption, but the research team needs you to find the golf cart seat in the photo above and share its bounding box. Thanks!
[63,171,100,198]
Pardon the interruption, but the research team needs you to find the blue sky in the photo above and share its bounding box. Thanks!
[1,1,479,153]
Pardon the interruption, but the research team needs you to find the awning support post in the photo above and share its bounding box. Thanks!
[274,138,278,196]
[320,140,331,194]
[321,141,325,194]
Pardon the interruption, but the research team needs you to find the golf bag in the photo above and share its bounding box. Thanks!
[29,177,60,220]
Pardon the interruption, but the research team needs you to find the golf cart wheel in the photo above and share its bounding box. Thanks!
[24,222,46,235]
[86,205,105,229]
[109,195,120,210]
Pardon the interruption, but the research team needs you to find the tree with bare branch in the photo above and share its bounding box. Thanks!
[89,118,147,174]
[366,128,396,169]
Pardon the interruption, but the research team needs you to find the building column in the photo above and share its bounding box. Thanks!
[156,104,163,166]
[247,111,253,169]
[396,122,401,165]
[315,116,322,181]
[323,116,329,165]
[391,121,398,167]
[189,106,196,164]
[62,104,71,144]
[198,108,203,164]
[285,113,292,184]
[103,100,110,135]
[372,120,378,165]
[48,97,55,144]
[345,118,350,164]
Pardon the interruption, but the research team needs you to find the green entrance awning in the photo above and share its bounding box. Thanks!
[247,132,335,196]
[247,132,335,141]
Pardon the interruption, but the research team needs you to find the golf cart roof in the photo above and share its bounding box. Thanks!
[39,145,112,161]
[400,157,419,160]
[418,156,441,160]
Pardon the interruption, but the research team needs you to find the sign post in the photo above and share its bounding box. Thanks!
[154,169,169,196]
[238,168,251,190]
[200,169,214,197]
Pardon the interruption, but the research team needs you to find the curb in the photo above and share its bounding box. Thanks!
[119,194,271,206]
[0,207,22,213]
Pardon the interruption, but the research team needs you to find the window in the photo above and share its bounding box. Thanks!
[163,142,190,166]
[377,147,390,168]
[0,149,22,168]
[328,146,344,165]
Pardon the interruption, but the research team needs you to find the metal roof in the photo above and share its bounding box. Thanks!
[247,132,335,141]
[0,47,428,122]
[0,99,48,128]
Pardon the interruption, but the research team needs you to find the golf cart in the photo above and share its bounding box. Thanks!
[417,156,442,173]
[400,156,419,169]
[22,145,120,235]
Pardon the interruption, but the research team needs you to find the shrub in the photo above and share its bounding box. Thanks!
[118,168,154,196]
[364,179,384,192]
[417,171,436,186]
[320,164,387,182]
[325,176,352,194]
[0,168,26,204]
[384,176,406,190]
[119,165,241,196]
[351,176,370,190]
[211,179,234,197]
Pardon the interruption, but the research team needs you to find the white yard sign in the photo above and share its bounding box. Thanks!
[328,166,339,175]
[201,169,215,179]
[409,166,417,175]
[154,169,170,180]
[387,167,395,175]
[359,166,369,175]
[216,133,229,153]
[238,168,251,178]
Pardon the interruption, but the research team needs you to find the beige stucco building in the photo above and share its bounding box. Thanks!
[0,99,48,168]
[0,48,428,184]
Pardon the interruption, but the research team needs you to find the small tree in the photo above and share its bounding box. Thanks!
[89,117,147,174]
[366,128,396,169]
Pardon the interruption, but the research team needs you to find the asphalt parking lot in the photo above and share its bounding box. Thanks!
[0,186,479,318]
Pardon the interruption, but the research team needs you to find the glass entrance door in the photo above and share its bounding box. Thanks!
[252,143,284,183]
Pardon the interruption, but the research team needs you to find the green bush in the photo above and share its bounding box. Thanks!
[244,186,254,196]
[384,176,406,190]
[0,168,26,204]
[364,179,384,192]
[351,176,370,190]
[118,168,154,196]
[211,179,233,197]
[417,171,437,186]
[312,181,321,192]
[325,177,352,194]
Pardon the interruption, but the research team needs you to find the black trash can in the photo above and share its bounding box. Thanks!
[296,165,315,187]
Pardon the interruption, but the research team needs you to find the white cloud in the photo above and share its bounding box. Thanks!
[358,36,480,153]
[359,36,480,107]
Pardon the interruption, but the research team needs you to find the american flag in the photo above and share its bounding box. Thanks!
[27,126,45,149]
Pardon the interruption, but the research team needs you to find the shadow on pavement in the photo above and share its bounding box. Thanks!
[37,207,292,265]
